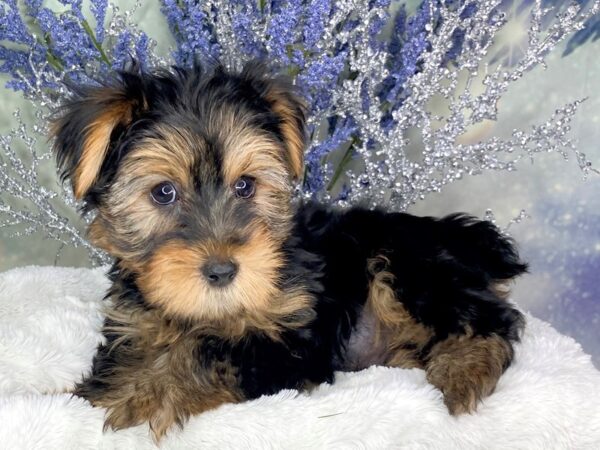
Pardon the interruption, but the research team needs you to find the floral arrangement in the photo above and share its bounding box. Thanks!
[0,0,598,264]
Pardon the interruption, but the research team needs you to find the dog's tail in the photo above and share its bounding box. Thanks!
[436,213,528,283]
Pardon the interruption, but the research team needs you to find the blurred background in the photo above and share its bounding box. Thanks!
[1,0,598,366]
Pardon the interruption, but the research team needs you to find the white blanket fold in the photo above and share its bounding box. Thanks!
[0,266,599,449]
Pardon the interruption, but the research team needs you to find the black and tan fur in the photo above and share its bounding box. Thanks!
[50,63,526,442]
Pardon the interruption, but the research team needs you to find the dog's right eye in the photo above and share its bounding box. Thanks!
[151,181,178,205]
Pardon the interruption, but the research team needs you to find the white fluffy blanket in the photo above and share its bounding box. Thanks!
[0,266,599,450]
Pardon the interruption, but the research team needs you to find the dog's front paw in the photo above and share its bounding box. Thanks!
[101,396,181,443]
[103,402,141,432]
[148,407,182,443]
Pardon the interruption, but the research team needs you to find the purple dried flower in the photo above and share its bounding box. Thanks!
[58,0,84,19]
[232,8,264,58]
[305,118,356,193]
[443,2,478,63]
[368,0,391,51]
[134,33,150,69]
[35,8,99,68]
[266,0,302,64]
[0,0,35,45]
[0,48,31,91]
[297,52,346,111]
[112,30,134,69]
[160,0,220,66]
[379,1,430,110]
[90,0,108,42]
[23,0,43,14]
[290,49,305,70]
[303,0,331,50]
[107,30,151,71]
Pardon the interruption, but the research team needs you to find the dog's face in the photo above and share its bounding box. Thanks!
[51,64,307,323]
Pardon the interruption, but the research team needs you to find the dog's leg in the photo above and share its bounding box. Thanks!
[366,256,518,414]
[79,352,243,442]
[76,318,244,442]
[423,331,513,414]
[365,257,433,369]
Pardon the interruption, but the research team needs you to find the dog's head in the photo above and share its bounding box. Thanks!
[51,63,307,323]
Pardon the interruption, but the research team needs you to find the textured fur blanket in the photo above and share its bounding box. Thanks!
[0,266,599,450]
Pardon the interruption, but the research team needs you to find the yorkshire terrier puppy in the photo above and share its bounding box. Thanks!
[51,63,526,442]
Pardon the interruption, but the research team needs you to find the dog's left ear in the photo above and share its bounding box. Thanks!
[50,73,146,201]
[239,63,308,179]
[263,82,307,180]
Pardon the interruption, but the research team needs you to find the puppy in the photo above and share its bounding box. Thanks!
[50,63,526,442]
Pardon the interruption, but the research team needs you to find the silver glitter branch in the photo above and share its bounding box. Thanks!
[317,0,599,210]
[203,1,248,71]
[484,209,530,235]
[0,111,110,265]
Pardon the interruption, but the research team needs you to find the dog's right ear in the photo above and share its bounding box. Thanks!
[50,74,146,201]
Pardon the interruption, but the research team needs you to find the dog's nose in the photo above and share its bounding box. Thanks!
[202,260,238,287]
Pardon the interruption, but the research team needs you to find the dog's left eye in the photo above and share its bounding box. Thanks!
[233,176,256,199]
[151,181,178,205]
